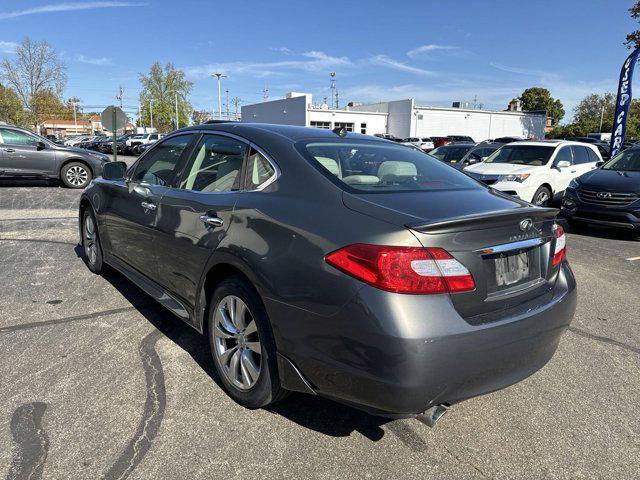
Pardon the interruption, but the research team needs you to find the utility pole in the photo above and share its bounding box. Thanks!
[174,92,179,129]
[149,99,154,130]
[231,97,242,120]
[263,85,269,102]
[226,89,230,120]
[330,72,336,109]
[71,100,78,135]
[599,104,605,133]
[116,86,124,109]
[212,73,227,120]
[335,88,339,110]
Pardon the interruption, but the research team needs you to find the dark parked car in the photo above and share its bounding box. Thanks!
[428,142,476,167]
[431,135,475,148]
[79,123,576,422]
[562,146,640,232]
[0,124,110,188]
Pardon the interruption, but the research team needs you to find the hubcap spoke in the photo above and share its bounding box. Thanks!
[219,345,238,367]
[228,349,241,383]
[241,350,260,383]
[244,319,257,336]
[245,341,261,354]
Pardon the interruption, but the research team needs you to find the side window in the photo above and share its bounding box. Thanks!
[587,147,601,163]
[130,134,195,185]
[0,128,39,147]
[571,146,590,164]
[554,146,573,165]
[180,135,247,192]
[244,148,276,190]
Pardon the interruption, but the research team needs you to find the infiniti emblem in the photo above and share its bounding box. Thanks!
[519,218,533,232]
[596,192,612,199]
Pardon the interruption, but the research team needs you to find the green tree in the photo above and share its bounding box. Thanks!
[0,83,25,124]
[0,37,67,128]
[138,62,193,132]
[518,87,565,126]
[625,1,640,48]
[571,92,616,135]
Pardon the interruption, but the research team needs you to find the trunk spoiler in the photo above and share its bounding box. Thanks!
[407,207,559,234]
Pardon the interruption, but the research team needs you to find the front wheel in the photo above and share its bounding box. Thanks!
[82,209,104,274]
[61,162,92,189]
[208,276,286,409]
[532,186,552,207]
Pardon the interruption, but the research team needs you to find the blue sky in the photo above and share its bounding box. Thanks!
[0,0,636,121]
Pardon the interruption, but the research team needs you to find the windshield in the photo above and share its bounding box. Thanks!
[429,145,473,163]
[602,149,640,172]
[297,141,482,193]
[485,145,554,166]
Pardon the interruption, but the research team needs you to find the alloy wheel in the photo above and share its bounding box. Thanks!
[213,295,262,390]
[534,190,550,206]
[83,214,98,266]
[66,166,88,187]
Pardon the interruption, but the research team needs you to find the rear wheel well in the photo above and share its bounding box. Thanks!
[539,183,553,194]
[201,263,258,334]
[60,158,93,178]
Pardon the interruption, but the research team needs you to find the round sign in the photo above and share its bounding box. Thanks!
[101,106,127,132]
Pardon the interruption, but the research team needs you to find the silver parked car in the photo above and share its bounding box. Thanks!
[0,125,110,188]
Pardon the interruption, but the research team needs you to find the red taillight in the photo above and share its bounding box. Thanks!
[325,244,475,294]
[553,224,567,266]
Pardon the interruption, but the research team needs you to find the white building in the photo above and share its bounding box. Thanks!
[241,93,547,140]
[241,93,387,135]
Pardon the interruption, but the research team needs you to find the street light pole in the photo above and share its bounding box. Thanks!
[149,99,154,130]
[174,92,179,129]
[599,104,605,133]
[72,101,78,135]
[212,73,227,120]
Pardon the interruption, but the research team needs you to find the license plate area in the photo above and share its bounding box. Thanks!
[485,247,542,295]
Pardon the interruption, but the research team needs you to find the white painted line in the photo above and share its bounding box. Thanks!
[626,256,640,261]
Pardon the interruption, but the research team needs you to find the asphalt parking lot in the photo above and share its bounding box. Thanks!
[0,174,638,479]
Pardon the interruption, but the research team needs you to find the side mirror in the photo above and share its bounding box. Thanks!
[103,161,127,180]
[596,161,604,167]
[555,160,571,169]
[36,141,46,151]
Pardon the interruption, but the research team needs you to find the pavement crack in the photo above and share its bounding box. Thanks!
[442,444,490,479]
[5,402,49,480]
[102,329,166,480]
[567,326,640,355]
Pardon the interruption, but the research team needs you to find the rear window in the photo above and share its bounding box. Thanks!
[297,141,482,193]
[485,145,554,166]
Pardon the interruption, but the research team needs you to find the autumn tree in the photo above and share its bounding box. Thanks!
[138,62,193,132]
[191,109,213,125]
[0,37,67,128]
[625,1,640,48]
[0,83,24,124]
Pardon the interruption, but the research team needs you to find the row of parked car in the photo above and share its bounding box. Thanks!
[62,132,163,156]
[401,135,638,232]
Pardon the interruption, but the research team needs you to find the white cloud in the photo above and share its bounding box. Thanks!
[0,2,147,20]
[407,44,459,58]
[369,55,437,77]
[76,54,112,65]
[0,40,18,53]
[184,51,352,79]
[489,62,559,79]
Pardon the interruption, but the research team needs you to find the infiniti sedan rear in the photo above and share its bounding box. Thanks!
[79,123,576,422]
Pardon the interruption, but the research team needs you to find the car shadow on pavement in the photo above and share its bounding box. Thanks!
[98,266,395,441]
[0,179,61,188]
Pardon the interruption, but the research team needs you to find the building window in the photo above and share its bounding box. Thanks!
[310,121,331,129]
[334,122,354,132]
[360,123,367,134]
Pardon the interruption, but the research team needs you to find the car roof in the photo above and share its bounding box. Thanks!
[438,142,476,147]
[180,122,389,143]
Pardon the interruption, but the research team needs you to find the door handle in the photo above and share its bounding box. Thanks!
[141,201,156,211]
[3,148,15,153]
[570,170,576,173]
[200,215,224,227]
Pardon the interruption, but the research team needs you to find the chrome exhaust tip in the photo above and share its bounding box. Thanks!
[416,404,448,427]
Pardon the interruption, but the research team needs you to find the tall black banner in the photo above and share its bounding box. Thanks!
[610,47,640,157]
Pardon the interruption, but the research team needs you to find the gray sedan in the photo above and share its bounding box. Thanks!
[79,123,576,423]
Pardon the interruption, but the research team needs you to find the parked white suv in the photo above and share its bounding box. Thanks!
[402,137,434,150]
[126,133,163,148]
[464,141,602,206]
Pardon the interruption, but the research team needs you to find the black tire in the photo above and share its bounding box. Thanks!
[82,208,104,274]
[208,275,286,409]
[61,161,92,189]
[532,186,552,207]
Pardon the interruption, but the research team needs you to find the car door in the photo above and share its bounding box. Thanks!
[0,128,56,176]
[104,133,197,279]
[154,133,249,309]
[550,145,576,194]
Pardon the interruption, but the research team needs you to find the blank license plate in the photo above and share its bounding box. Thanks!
[495,252,529,286]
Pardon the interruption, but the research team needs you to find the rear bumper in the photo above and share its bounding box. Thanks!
[268,262,577,417]
[561,189,640,230]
